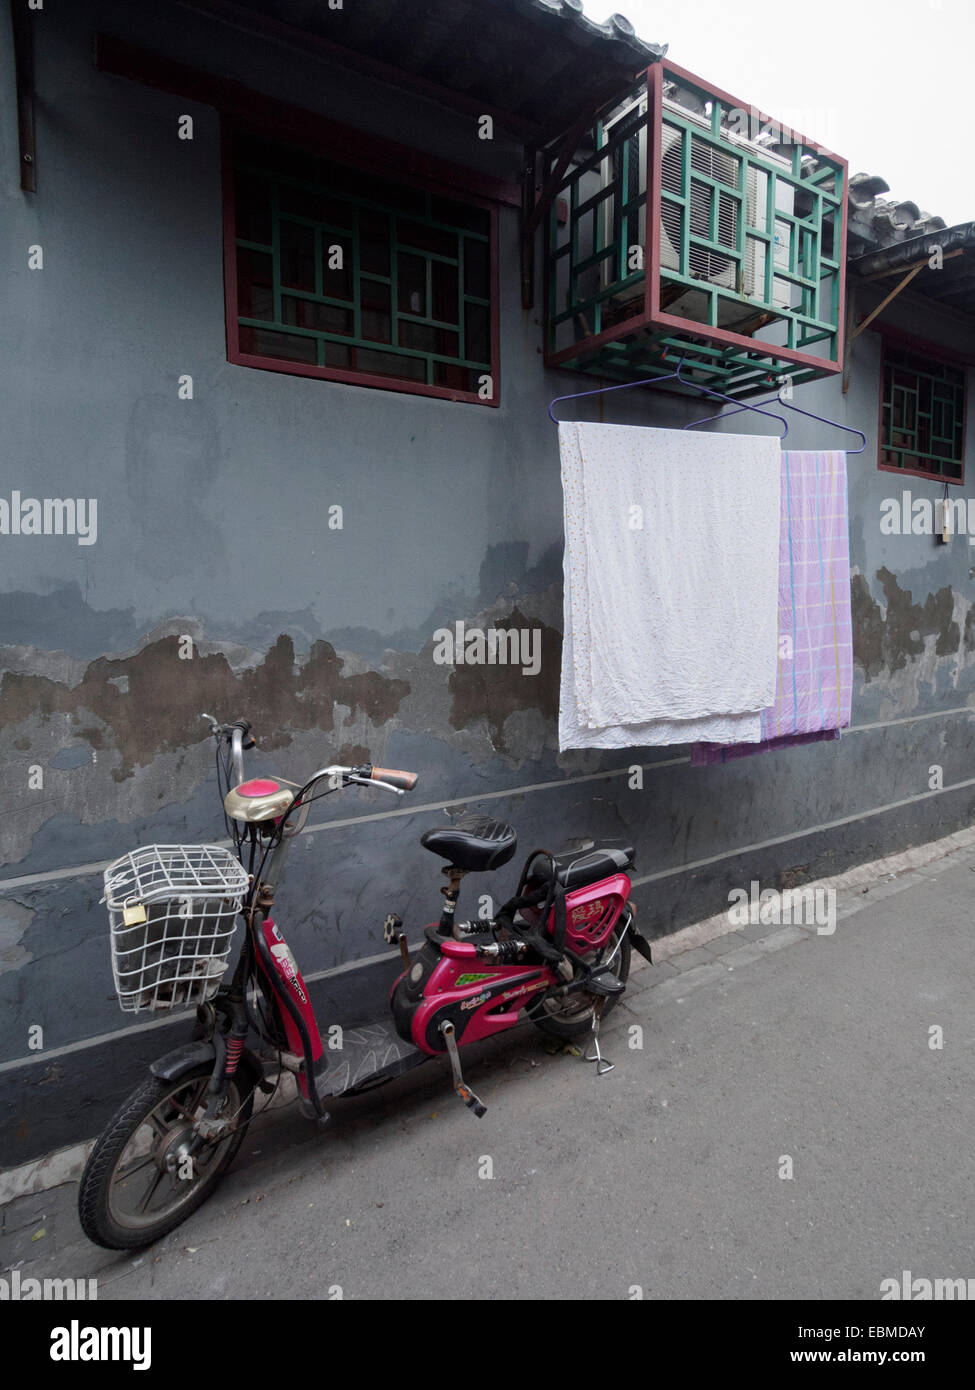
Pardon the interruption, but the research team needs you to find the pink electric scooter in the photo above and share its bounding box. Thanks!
[78,715,653,1249]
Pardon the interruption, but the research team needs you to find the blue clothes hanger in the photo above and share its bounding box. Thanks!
[548,356,790,437]
[676,363,788,439]
[685,386,867,453]
[548,358,688,424]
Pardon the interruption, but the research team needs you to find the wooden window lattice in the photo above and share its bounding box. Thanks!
[880,344,965,482]
[231,132,494,400]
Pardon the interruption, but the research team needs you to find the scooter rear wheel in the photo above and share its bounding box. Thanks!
[78,1063,254,1250]
[529,925,631,1041]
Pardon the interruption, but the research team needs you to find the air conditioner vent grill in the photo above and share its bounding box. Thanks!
[685,180,738,285]
[661,128,682,197]
[689,133,740,190]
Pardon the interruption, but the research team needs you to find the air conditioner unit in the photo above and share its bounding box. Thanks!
[598,94,796,318]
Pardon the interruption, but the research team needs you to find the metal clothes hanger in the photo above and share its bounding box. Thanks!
[548,358,687,424]
[676,365,789,439]
[685,386,867,453]
[548,356,790,437]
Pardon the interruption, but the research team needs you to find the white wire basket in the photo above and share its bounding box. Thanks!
[103,844,250,1013]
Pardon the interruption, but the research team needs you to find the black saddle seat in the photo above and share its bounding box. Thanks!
[534,841,634,892]
[421,815,517,873]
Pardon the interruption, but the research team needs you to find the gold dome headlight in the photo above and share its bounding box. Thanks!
[223,778,295,824]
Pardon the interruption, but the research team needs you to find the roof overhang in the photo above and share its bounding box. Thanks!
[849,222,975,320]
[175,0,667,140]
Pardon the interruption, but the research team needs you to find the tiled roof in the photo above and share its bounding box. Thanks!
[512,1,666,65]
[848,173,949,257]
[847,172,975,318]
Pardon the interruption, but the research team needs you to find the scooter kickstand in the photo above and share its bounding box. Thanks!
[584,999,614,1076]
[440,1021,487,1117]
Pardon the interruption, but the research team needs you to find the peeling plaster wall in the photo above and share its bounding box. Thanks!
[2,1,975,1162]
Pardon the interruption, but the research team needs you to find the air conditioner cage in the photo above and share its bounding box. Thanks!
[546,58,847,395]
[103,844,250,1013]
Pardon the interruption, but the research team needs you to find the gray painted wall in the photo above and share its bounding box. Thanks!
[2,1,974,1164]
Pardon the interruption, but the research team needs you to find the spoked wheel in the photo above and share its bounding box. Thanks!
[78,1063,254,1250]
[529,921,632,1041]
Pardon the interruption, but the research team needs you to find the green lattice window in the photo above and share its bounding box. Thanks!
[880,343,966,482]
[228,130,497,404]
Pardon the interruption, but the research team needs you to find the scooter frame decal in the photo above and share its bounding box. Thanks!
[411,961,552,1054]
[256,917,324,1080]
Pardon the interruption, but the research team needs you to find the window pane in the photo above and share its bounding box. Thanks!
[239,325,317,364]
[464,302,490,365]
[235,173,272,244]
[431,259,459,324]
[320,164,425,217]
[280,220,316,291]
[397,218,455,258]
[431,196,489,236]
[398,321,459,357]
[278,182,351,230]
[361,279,392,343]
[355,348,426,382]
[369,174,425,217]
[235,132,308,181]
[359,209,390,276]
[322,233,354,301]
[324,342,352,369]
[237,249,274,321]
[434,361,482,391]
[281,296,353,337]
[397,252,426,315]
[463,237,490,299]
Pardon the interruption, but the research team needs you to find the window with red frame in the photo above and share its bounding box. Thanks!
[880,340,966,482]
[228,130,497,404]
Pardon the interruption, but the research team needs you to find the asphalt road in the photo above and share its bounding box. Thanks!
[3,847,974,1300]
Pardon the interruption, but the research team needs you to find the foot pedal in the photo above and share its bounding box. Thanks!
[383,912,403,944]
[584,999,614,1076]
[440,1021,487,1117]
[585,965,625,998]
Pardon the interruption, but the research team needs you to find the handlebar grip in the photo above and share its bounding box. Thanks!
[370,767,418,791]
[232,719,257,750]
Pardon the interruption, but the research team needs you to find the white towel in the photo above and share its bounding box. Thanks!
[559,421,782,750]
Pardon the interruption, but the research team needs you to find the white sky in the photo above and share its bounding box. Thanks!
[595,0,974,225]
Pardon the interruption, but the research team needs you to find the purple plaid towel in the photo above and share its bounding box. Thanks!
[692,450,852,767]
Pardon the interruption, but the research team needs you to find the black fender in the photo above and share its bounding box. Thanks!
[149,1040,265,1091]
[623,901,654,964]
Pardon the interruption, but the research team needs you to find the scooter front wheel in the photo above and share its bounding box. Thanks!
[78,1063,254,1250]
